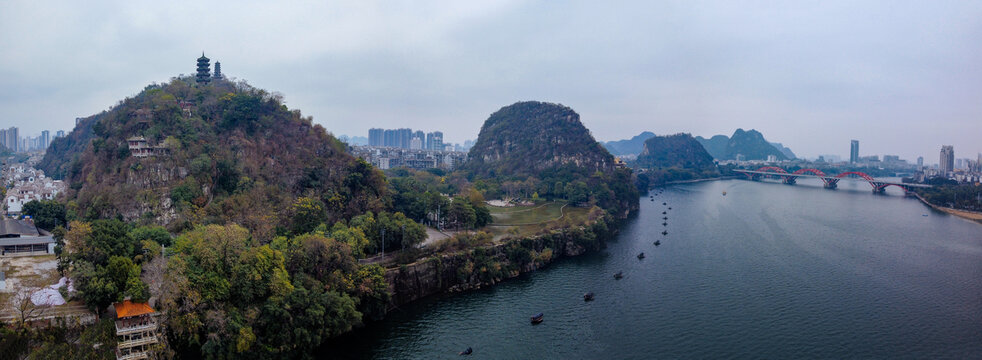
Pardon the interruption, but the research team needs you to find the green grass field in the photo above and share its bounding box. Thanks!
[484,201,594,240]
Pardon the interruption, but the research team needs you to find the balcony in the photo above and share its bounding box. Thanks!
[115,322,157,336]
[117,335,158,350]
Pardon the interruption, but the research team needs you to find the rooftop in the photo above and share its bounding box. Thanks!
[114,300,155,319]
[0,218,39,236]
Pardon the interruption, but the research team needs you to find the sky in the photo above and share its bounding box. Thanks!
[1,1,980,162]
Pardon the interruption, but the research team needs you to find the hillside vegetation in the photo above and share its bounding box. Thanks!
[695,129,790,161]
[40,77,386,239]
[463,101,638,217]
[635,133,719,186]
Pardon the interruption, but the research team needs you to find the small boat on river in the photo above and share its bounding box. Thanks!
[614,271,624,279]
[584,292,595,301]
[531,313,544,324]
[722,191,727,196]
[637,252,645,259]
[459,347,473,356]
[661,230,668,235]
[654,240,661,246]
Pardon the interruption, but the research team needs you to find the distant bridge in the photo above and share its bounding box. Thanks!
[733,167,931,195]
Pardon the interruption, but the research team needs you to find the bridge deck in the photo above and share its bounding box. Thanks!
[733,170,931,188]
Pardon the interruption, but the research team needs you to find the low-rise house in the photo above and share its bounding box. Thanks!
[0,218,55,256]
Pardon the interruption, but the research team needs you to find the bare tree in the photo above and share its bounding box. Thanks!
[12,276,51,327]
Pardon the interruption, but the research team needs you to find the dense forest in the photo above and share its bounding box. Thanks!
[5,88,640,359]
[634,133,719,186]
[462,101,638,217]
[38,76,387,241]
[916,183,982,212]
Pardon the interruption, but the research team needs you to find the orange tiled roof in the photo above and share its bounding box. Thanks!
[114,300,155,319]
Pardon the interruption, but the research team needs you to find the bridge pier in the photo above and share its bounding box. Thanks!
[871,182,886,193]
[783,176,797,185]
[822,178,839,189]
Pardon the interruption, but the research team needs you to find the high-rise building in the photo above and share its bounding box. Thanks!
[410,136,423,150]
[426,131,443,151]
[56,130,66,138]
[939,145,954,175]
[397,128,413,149]
[40,130,50,149]
[3,127,20,152]
[383,129,397,147]
[917,156,924,167]
[368,128,384,146]
[849,140,859,163]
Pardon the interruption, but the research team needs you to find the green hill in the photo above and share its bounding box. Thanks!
[463,101,637,216]
[40,76,386,238]
[636,133,716,171]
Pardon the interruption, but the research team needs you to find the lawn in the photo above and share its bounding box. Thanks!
[484,201,594,240]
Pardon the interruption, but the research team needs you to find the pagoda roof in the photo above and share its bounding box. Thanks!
[114,300,155,319]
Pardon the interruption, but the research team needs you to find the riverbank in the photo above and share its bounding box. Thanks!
[383,208,617,310]
[913,193,982,224]
[651,176,737,188]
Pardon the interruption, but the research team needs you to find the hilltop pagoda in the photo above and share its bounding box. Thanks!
[196,53,211,84]
[213,61,223,80]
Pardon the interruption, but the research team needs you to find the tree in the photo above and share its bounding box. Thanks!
[290,197,326,235]
[21,200,67,231]
[11,276,51,327]
[129,225,172,247]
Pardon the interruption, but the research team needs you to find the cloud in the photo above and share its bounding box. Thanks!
[1,0,980,161]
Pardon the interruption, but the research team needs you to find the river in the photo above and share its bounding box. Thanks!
[324,178,982,359]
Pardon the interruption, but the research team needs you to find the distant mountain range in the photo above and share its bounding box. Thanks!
[695,129,792,161]
[603,129,794,161]
[601,131,655,156]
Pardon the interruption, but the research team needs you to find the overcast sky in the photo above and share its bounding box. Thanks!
[1,1,980,161]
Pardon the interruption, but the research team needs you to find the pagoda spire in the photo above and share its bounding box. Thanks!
[213,61,223,80]
[196,53,211,84]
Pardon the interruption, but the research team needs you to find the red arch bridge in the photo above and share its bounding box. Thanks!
[733,167,931,195]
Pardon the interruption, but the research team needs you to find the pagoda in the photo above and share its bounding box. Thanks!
[195,53,211,84]
[213,61,223,80]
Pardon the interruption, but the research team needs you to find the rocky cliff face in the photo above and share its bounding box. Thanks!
[384,214,615,309]
[463,101,615,177]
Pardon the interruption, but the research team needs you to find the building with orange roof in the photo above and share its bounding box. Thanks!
[114,300,160,360]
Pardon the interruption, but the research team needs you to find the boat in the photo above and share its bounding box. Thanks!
[662,217,668,220]
[722,191,727,196]
[662,222,667,226]
[650,198,654,201]
[637,252,645,259]
[663,202,667,205]
[531,313,544,324]
[661,230,668,235]
[614,271,624,279]
[668,207,672,210]
[583,292,595,301]
[654,240,661,246]
[459,347,473,356]
[662,211,667,214]
[922,214,928,217]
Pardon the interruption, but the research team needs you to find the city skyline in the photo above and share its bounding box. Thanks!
[2,1,981,160]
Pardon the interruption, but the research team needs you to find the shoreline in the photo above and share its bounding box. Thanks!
[913,193,982,224]
[651,176,737,188]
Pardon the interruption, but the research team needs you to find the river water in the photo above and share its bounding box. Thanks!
[325,179,982,359]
